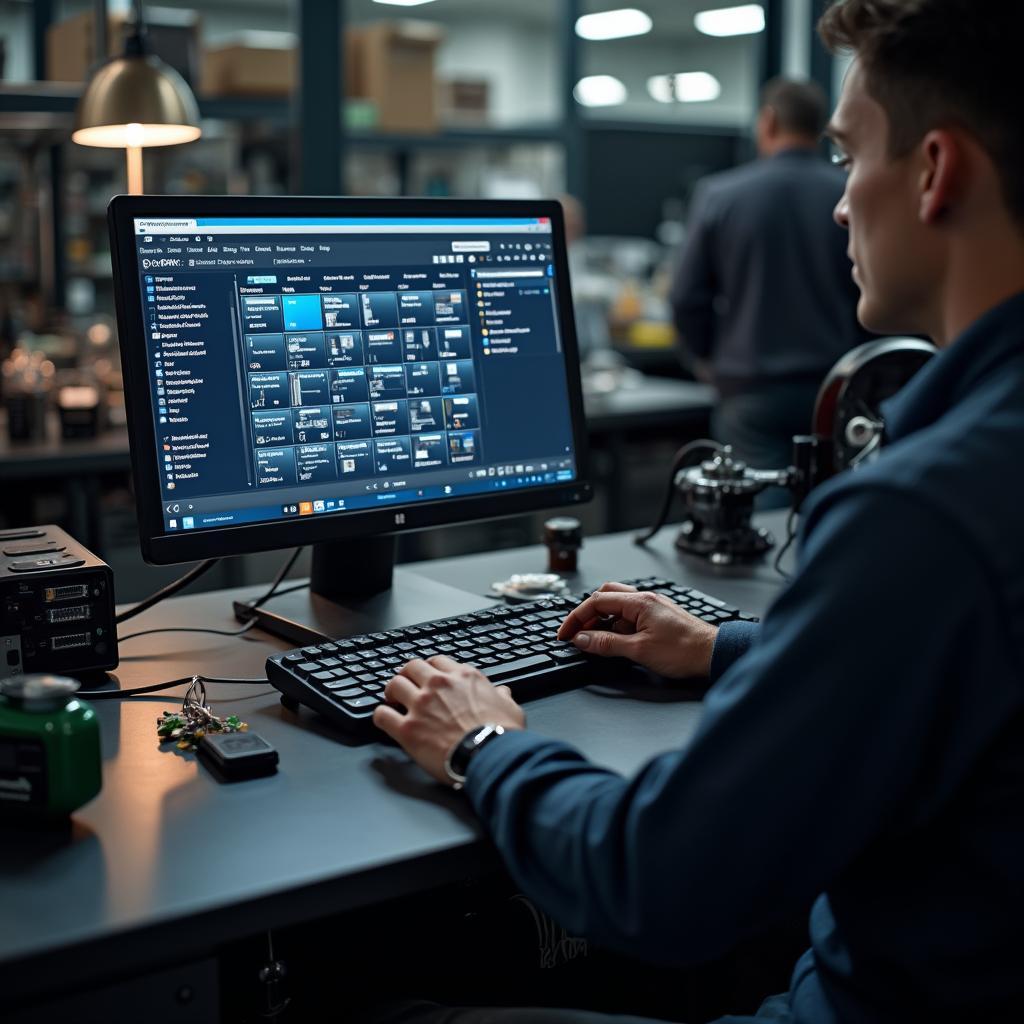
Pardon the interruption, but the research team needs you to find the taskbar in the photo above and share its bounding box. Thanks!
[162,465,576,533]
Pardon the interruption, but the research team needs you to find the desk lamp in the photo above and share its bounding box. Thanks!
[72,0,201,194]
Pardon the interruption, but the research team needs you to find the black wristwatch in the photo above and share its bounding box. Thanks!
[444,723,506,790]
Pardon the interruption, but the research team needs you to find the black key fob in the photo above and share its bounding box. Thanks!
[197,731,279,782]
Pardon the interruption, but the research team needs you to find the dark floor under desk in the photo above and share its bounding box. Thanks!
[216,873,810,1023]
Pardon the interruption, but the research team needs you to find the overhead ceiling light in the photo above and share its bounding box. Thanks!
[573,75,628,107]
[694,4,765,37]
[372,0,438,5]
[576,8,653,41]
[647,72,722,103]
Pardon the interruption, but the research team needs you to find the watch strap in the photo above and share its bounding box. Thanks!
[444,723,506,789]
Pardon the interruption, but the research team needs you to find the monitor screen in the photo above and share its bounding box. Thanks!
[109,199,589,562]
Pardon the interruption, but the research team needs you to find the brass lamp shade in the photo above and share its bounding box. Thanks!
[72,54,201,149]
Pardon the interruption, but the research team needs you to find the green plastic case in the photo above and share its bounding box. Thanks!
[0,675,102,818]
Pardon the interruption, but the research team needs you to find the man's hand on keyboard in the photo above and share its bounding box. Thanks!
[557,582,718,679]
[374,655,525,784]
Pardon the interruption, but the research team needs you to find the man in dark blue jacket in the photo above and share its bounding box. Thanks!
[371,2,1024,1020]
[671,78,866,504]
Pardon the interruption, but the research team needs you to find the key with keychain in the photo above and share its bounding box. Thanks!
[158,677,278,780]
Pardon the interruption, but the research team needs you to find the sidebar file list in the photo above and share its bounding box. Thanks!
[145,272,252,505]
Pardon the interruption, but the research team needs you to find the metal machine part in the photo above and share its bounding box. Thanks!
[637,338,938,564]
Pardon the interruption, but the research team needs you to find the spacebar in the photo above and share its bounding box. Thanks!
[481,655,554,680]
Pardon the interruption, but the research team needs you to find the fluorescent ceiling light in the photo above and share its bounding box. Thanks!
[694,4,765,37]
[647,72,722,103]
[574,75,628,107]
[373,0,437,6]
[576,8,653,41]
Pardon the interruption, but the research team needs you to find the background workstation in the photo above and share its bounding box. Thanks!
[0,0,846,600]
[1,2,849,1021]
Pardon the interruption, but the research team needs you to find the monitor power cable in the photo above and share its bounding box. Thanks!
[116,548,304,644]
[115,558,220,625]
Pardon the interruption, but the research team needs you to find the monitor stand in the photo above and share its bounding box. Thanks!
[232,536,495,647]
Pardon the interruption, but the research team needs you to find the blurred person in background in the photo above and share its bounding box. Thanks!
[671,78,867,503]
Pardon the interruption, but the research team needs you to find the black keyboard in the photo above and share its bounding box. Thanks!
[266,576,758,736]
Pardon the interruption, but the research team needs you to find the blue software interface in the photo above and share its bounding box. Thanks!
[132,215,578,534]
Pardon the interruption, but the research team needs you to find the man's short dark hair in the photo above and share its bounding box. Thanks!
[819,0,1024,226]
[759,78,829,138]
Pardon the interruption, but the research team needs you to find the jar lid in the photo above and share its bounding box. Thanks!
[0,674,80,712]
[544,517,582,544]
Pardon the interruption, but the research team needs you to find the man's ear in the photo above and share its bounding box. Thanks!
[919,129,963,226]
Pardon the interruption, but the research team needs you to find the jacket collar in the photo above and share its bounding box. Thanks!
[883,290,1024,442]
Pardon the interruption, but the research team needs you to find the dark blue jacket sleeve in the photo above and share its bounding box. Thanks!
[709,620,759,680]
[465,485,1017,965]
[670,186,718,360]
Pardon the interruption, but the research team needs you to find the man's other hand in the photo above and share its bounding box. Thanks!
[557,582,718,679]
[373,656,525,784]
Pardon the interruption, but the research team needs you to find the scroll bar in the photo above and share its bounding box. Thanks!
[229,283,255,488]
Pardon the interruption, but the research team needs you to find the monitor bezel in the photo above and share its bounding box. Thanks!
[109,194,592,565]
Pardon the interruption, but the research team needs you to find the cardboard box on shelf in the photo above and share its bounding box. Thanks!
[200,32,297,97]
[46,7,200,84]
[438,78,490,127]
[348,21,442,135]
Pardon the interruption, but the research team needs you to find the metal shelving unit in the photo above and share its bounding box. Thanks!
[1,0,820,305]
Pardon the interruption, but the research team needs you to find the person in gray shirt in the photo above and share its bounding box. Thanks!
[671,78,867,500]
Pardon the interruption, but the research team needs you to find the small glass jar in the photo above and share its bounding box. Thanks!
[543,516,583,573]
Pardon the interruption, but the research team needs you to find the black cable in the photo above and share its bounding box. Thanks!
[773,508,799,581]
[115,547,304,643]
[76,675,265,700]
[118,620,258,644]
[251,547,303,609]
[634,439,724,545]
[115,559,220,625]
[258,580,308,601]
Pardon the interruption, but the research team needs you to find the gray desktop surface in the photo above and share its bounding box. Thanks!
[0,517,789,1002]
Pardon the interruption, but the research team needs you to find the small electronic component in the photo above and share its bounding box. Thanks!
[197,731,279,781]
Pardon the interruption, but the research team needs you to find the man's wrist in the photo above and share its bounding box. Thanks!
[444,723,507,790]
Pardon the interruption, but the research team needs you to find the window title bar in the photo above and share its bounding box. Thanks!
[134,217,553,236]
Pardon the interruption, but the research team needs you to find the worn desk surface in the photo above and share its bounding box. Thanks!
[0,517,787,1004]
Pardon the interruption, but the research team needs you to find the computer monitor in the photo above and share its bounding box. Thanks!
[108,196,590,636]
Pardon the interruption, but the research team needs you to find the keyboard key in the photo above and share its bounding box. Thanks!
[551,650,585,663]
[327,685,366,697]
[343,695,380,709]
[481,654,554,680]
[296,662,319,675]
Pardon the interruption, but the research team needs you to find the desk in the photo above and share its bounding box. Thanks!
[0,518,785,1015]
